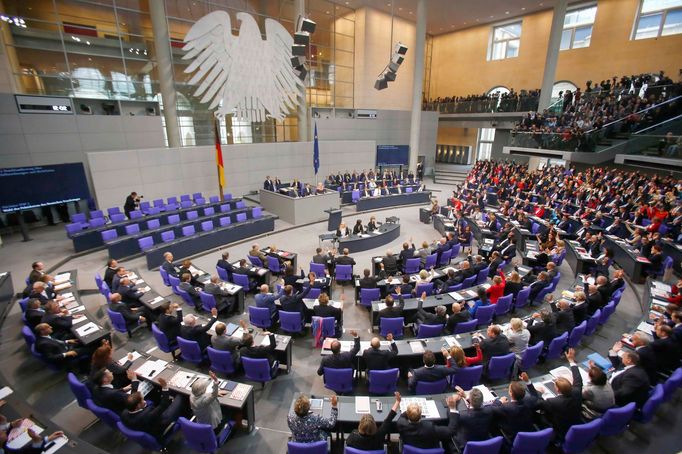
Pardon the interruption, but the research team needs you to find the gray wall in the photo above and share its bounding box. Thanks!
[314,110,439,173]
[87,140,376,211]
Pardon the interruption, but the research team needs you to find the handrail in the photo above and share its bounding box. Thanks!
[633,113,682,135]
[584,94,682,133]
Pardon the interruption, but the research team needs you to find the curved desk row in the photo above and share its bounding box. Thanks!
[144,215,277,270]
[332,184,422,204]
[338,223,401,253]
[355,191,431,211]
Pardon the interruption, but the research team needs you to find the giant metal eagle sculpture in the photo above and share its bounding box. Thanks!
[182,11,303,122]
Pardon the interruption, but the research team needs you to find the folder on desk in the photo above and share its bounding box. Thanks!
[582,353,612,372]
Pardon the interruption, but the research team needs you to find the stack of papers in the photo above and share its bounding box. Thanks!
[148,296,164,305]
[72,315,88,325]
[443,336,460,348]
[135,359,167,379]
[355,396,371,414]
[652,281,672,292]
[6,420,43,450]
[376,302,387,311]
[550,365,590,383]
[54,282,72,292]
[118,351,142,365]
[339,341,353,352]
[168,371,196,389]
[75,322,99,336]
[636,321,654,335]
[400,397,439,419]
[409,341,425,353]
[54,273,71,284]
[468,385,497,405]
[449,292,465,302]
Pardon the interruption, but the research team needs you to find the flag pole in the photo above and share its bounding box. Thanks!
[214,115,225,201]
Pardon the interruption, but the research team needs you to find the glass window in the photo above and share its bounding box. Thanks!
[560,5,596,50]
[477,128,495,161]
[489,21,521,61]
[634,0,682,39]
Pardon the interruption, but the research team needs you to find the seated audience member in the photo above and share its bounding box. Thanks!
[121,377,188,441]
[381,249,399,275]
[109,292,149,330]
[103,259,118,289]
[451,388,493,446]
[528,272,550,302]
[525,349,583,437]
[346,393,400,450]
[486,273,506,304]
[179,259,203,287]
[313,293,344,331]
[28,261,46,286]
[490,380,538,440]
[407,350,457,392]
[249,244,267,263]
[439,269,462,292]
[505,318,530,360]
[353,219,365,234]
[652,323,681,373]
[443,344,483,368]
[90,340,132,388]
[399,241,416,265]
[33,323,88,369]
[336,223,351,238]
[359,268,382,288]
[362,335,398,371]
[396,394,458,450]
[553,299,575,334]
[157,302,182,343]
[161,252,179,277]
[190,371,228,431]
[367,216,378,232]
[92,368,138,414]
[288,394,338,443]
[527,309,557,346]
[24,298,45,330]
[117,277,144,306]
[29,281,54,304]
[41,300,80,340]
[178,273,202,310]
[476,325,511,366]
[445,303,471,334]
[312,247,333,268]
[468,287,490,317]
[282,265,303,288]
[584,284,605,315]
[413,293,447,330]
[335,248,356,266]
[211,320,248,366]
[377,292,404,320]
[646,244,665,277]
[488,251,504,278]
[203,275,236,313]
[179,308,218,351]
[608,347,650,408]
[255,283,284,318]
[389,275,413,295]
[240,331,278,372]
[503,271,525,299]
[280,277,313,317]
[316,330,360,375]
[216,252,234,276]
[581,364,615,420]
[111,267,127,293]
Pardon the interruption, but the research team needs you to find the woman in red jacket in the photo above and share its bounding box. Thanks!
[486,272,506,304]
[444,344,483,368]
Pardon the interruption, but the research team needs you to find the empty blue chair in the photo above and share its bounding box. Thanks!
[662,368,682,401]
[152,198,164,209]
[567,320,587,348]
[514,287,531,309]
[308,288,322,299]
[415,282,434,296]
[161,231,175,242]
[462,275,477,289]
[476,267,489,285]
[178,416,233,453]
[519,341,544,371]
[310,262,326,276]
[360,288,381,307]
[493,294,512,317]
[86,398,120,429]
[511,428,553,454]
[168,214,180,224]
[65,223,83,236]
[107,207,121,217]
[110,213,126,222]
[89,217,106,228]
[180,194,191,202]
[487,352,516,381]
[599,301,616,325]
[450,244,461,256]
[438,249,452,267]
[129,209,143,219]
[207,347,236,376]
[203,207,215,217]
[323,367,353,394]
[236,213,247,222]
[182,225,196,237]
[248,306,272,329]
[168,275,181,295]
[219,216,232,227]
[279,310,304,334]
[117,421,175,452]
[147,219,160,230]
[561,418,602,453]
[107,308,134,337]
[545,332,568,361]
[125,223,140,235]
[152,323,179,359]
[187,210,199,220]
[313,316,336,339]
[404,258,421,274]
[267,256,282,274]
[474,305,494,327]
[287,441,327,454]
[209,195,220,203]
[181,200,192,209]
[336,264,353,283]
[236,200,246,209]
[137,236,154,251]
[247,255,264,267]
[201,220,214,232]
[417,324,444,338]
[199,291,217,311]
[633,384,664,423]
[216,266,230,282]
[159,268,171,286]
[71,212,87,225]
[415,378,449,394]
[177,336,205,365]
[18,297,30,312]
[67,372,92,408]
[379,317,404,339]
[584,309,601,336]
[242,357,278,387]
[463,436,503,454]
[252,207,262,218]
[368,368,399,395]
[101,229,118,242]
[453,319,478,335]
[223,193,232,200]
[345,448,384,454]
[600,403,636,437]
[220,204,231,213]
[167,196,178,205]
[351,189,360,203]
[424,253,438,269]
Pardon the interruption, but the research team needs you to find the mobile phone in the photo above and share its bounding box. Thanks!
[375,400,383,412]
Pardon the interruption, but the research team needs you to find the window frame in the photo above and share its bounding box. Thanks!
[487,20,523,61]
[560,3,597,51]
[632,0,682,40]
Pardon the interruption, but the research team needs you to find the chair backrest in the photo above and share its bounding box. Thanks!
[511,428,554,454]
[287,440,328,454]
[403,445,444,454]
[323,367,353,393]
[308,287,322,299]
[514,286,531,308]
[415,378,449,394]
[236,213,247,222]
[129,209,143,219]
[110,213,126,222]
[424,253,438,269]
[404,258,421,274]
[451,244,461,256]
[533,287,551,304]
[236,200,246,209]
[216,266,230,282]
[88,217,106,228]
[379,317,404,338]
[351,189,360,201]
[137,236,154,251]
[168,214,180,224]
[86,398,120,429]
[201,220,214,232]
[67,372,91,408]
[279,310,304,334]
[125,223,140,235]
[453,318,478,335]
[180,194,191,202]
[199,291,217,311]
[312,316,336,339]
[152,198,164,208]
[219,216,232,227]
[415,282,434,296]
[71,213,87,223]
[177,288,195,307]
[18,297,30,312]
[368,368,399,395]
[168,275,181,292]
[462,436,503,454]
[417,324,444,338]
[192,192,203,200]
[220,203,231,213]
[548,273,561,292]
[94,273,104,291]
[248,305,272,329]
[447,284,463,292]
[209,195,220,203]
[181,200,192,209]
[452,365,483,391]
[638,384,664,423]
[101,229,118,242]
[100,281,111,300]
[494,294,513,316]
[545,332,568,360]
[520,341,544,371]
[152,323,176,353]
[161,230,175,243]
[345,448,385,454]
[107,308,129,334]
[116,421,162,451]
[358,288,381,308]
[599,301,616,325]
[167,196,178,204]
[600,402,637,437]
[90,210,104,219]
[267,255,281,273]
[177,336,203,364]
[562,418,602,453]
[187,210,199,220]
[252,207,263,218]
[336,265,353,280]
[247,255,264,267]
[662,368,682,401]
[178,416,218,453]
[487,353,516,381]
[232,273,250,289]
[584,309,601,336]
[309,262,326,276]
[159,268,171,287]
[147,219,160,230]
[182,225,196,237]
[207,347,235,376]
[567,320,587,348]
[439,249,452,266]
[462,275,477,289]
[476,267,489,285]
[203,207,215,217]
[65,223,83,235]
[474,305,494,326]
[242,357,274,383]
[107,207,121,216]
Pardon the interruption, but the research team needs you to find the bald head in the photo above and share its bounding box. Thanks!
[370,337,380,349]
[259,284,269,293]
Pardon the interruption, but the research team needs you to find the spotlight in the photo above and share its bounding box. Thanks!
[374,76,388,90]
[294,32,310,46]
[394,42,408,55]
[292,44,306,56]
[299,17,316,34]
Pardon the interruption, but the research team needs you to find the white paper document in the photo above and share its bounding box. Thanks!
[636,321,654,335]
[118,351,142,365]
[355,396,370,414]
[444,336,460,348]
[449,292,464,302]
[75,322,99,336]
[135,359,167,380]
[469,385,496,405]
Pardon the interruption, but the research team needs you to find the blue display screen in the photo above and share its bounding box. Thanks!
[376,145,409,166]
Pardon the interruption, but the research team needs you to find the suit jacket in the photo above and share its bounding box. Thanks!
[396,411,457,449]
[25,308,45,329]
[313,304,343,324]
[446,311,471,334]
[491,397,538,439]
[255,289,284,316]
[378,295,404,320]
[34,335,72,364]
[358,276,380,289]
[178,281,201,305]
[528,365,583,436]
[110,301,139,326]
[203,282,234,311]
[216,259,235,275]
[103,267,117,288]
[41,312,73,339]
[94,381,139,414]
[633,344,658,384]
[157,311,182,342]
[527,318,557,346]
[362,342,398,371]
[118,284,143,305]
[651,336,681,372]
[121,390,173,438]
[312,253,331,265]
[608,357,650,407]
[408,365,457,391]
[382,255,399,275]
[480,335,511,363]
[161,260,179,277]
[280,285,311,315]
[553,308,575,334]
[454,407,494,444]
[399,248,416,264]
[528,280,549,302]
[240,333,277,367]
[317,336,360,375]
[263,179,274,191]
[335,255,356,266]
[180,317,217,351]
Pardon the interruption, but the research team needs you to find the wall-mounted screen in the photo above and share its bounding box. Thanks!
[376,145,409,166]
[0,163,90,213]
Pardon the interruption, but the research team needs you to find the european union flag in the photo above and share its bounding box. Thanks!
[313,122,320,175]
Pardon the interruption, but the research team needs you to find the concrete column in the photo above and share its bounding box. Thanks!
[538,0,567,111]
[294,0,309,142]
[149,0,181,147]
[408,0,426,173]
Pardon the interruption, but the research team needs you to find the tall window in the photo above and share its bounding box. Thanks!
[634,0,682,39]
[489,22,522,61]
[560,5,597,50]
[477,128,495,161]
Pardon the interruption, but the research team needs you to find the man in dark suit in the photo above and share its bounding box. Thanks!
[490,380,538,440]
[359,268,382,288]
[317,331,360,375]
[362,335,398,371]
[117,277,145,307]
[161,252,179,278]
[445,303,471,334]
[157,302,182,343]
[92,368,139,414]
[413,295,447,330]
[584,284,605,315]
[471,255,487,274]
[399,241,416,266]
[216,252,235,277]
[627,332,658,384]
[124,191,140,218]
[211,321,247,367]
[381,250,399,275]
[407,350,457,392]
[396,393,458,450]
[280,279,312,317]
[652,324,681,373]
[313,293,344,333]
[41,300,79,340]
[528,272,550,303]
[121,377,187,440]
[608,347,650,407]
[604,270,625,297]
[255,284,284,318]
[29,281,54,304]
[312,248,333,268]
[439,269,464,293]
[110,267,128,293]
[451,388,494,446]
[25,298,45,330]
[109,293,148,330]
[240,331,278,373]
[553,300,575,334]
[335,248,356,266]
[179,308,218,351]
[525,349,583,437]
[263,175,275,191]
[33,323,88,369]
[377,293,404,320]
[527,310,557,346]
[178,273,202,310]
[477,325,511,365]
[103,259,118,289]
[203,275,236,313]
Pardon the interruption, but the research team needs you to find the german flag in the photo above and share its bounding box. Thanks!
[214,116,225,193]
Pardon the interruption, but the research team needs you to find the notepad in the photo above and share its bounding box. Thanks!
[260,336,272,346]
[583,353,612,371]
[652,281,672,292]
[72,315,88,324]
[449,292,465,302]
[75,322,99,336]
[469,385,497,405]
[54,282,72,292]
[355,396,370,414]
[148,296,164,305]
[636,321,654,335]
[54,273,71,283]
[376,302,387,311]
[0,386,13,400]
[43,435,68,454]
[135,359,167,379]
[118,350,142,365]
[443,336,460,348]
[409,341,425,353]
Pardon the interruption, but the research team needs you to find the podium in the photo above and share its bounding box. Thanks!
[325,208,342,232]
[419,208,432,224]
